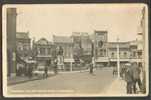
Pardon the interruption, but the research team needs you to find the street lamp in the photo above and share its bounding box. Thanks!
[116,37,120,79]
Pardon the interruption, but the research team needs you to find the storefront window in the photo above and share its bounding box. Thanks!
[124,52,127,58]
[111,52,114,58]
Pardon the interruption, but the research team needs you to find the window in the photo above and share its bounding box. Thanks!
[124,52,127,58]
[133,52,136,57]
[111,52,114,58]
[104,49,106,56]
[47,48,51,55]
[40,48,45,55]
[17,43,23,51]
[99,49,103,57]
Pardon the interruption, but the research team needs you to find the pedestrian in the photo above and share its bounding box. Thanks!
[131,62,142,93]
[44,60,50,78]
[121,65,127,79]
[113,66,117,76]
[28,65,33,78]
[44,65,48,78]
[124,63,133,94]
[53,58,58,75]
[89,63,93,74]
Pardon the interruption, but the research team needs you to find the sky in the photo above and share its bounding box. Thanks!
[12,4,145,42]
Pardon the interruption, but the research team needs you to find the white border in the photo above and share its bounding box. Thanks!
[2,3,149,97]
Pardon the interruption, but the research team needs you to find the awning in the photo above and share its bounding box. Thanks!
[95,57,109,62]
[64,58,74,62]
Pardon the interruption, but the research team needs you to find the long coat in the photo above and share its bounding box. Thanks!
[125,67,133,82]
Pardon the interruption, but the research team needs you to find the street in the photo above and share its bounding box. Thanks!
[8,67,117,95]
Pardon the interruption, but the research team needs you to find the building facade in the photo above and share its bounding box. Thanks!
[94,30,109,67]
[53,35,73,71]
[34,38,55,68]
[108,42,130,67]
[16,32,31,58]
[29,30,144,71]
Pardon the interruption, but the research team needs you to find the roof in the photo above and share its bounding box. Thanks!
[16,32,30,39]
[53,35,72,44]
[36,38,52,45]
[129,40,137,46]
[94,30,108,34]
[72,32,81,36]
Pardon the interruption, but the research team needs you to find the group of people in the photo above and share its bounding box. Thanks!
[124,62,143,94]
[112,62,143,94]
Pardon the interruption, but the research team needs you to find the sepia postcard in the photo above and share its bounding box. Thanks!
[2,4,149,97]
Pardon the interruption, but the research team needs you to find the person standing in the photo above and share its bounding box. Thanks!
[89,62,93,74]
[28,65,33,78]
[132,62,142,93]
[113,66,117,76]
[53,58,58,75]
[124,63,133,94]
[44,65,48,78]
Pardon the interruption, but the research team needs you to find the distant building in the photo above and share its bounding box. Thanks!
[81,32,92,56]
[94,30,108,67]
[53,35,73,58]
[53,35,74,71]
[71,32,82,63]
[7,8,17,76]
[108,42,130,67]
[80,32,92,63]
[72,32,81,47]
[16,32,31,58]
[93,30,142,68]
[34,38,55,67]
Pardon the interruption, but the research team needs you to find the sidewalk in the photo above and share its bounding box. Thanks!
[7,76,40,86]
[105,78,127,95]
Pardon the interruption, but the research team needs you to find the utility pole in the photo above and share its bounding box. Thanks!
[117,37,120,79]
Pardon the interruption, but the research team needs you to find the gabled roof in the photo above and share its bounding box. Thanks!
[53,35,72,44]
[16,32,30,39]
